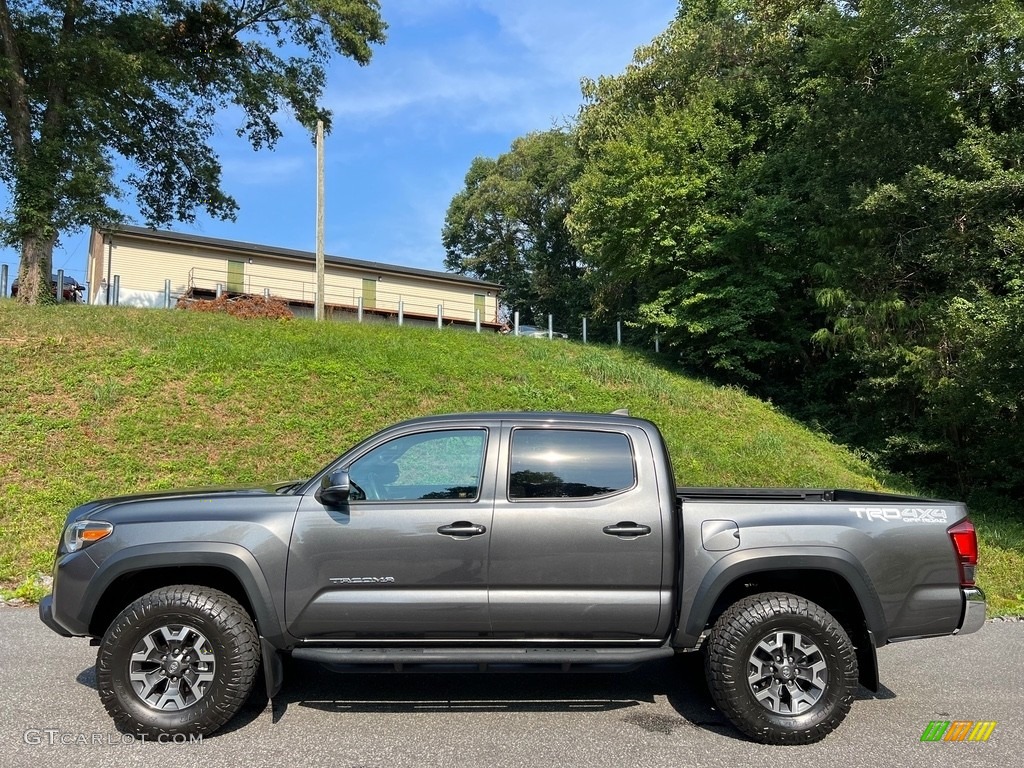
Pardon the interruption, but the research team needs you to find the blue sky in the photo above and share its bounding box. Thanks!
[0,0,680,289]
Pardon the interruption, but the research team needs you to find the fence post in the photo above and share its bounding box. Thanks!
[655,331,660,353]
[263,287,270,299]
[437,304,443,328]
[398,300,404,326]
[215,283,223,299]
[0,264,6,298]
[164,279,171,309]
[475,309,481,333]
[56,269,65,303]
[616,321,622,346]
[357,296,364,323]
[514,311,520,336]
[113,275,121,306]
[548,314,553,340]
[582,317,588,344]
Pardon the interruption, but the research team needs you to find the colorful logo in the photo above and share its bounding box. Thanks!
[920,721,997,742]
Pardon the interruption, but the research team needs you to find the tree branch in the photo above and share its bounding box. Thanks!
[0,0,32,162]
[41,0,79,139]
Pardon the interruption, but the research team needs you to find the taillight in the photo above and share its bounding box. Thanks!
[947,519,978,587]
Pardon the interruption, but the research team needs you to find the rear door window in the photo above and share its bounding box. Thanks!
[508,429,635,500]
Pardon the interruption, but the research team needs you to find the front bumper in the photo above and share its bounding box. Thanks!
[39,594,74,637]
[955,587,986,635]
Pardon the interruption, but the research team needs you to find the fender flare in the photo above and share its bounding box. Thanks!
[82,542,289,646]
[675,546,887,648]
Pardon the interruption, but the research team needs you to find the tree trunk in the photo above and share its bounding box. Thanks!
[16,232,57,304]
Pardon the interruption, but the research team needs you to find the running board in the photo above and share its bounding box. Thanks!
[291,645,675,673]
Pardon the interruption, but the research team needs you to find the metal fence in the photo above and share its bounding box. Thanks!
[1,262,665,353]
[2,265,88,304]
[87,272,497,332]
[507,309,664,352]
[184,266,496,326]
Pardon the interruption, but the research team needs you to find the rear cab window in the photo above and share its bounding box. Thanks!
[508,429,636,500]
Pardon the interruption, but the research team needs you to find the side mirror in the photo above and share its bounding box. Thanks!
[315,469,351,507]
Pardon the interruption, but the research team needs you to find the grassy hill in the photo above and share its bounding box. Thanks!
[1,300,1020,614]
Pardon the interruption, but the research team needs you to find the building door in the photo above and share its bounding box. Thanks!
[474,294,486,322]
[362,278,377,309]
[227,260,245,294]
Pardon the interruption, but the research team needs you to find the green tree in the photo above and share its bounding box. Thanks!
[571,0,817,383]
[443,129,590,328]
[1,0,386,303]
[572,0,1024,497]
[797,1,1024,494]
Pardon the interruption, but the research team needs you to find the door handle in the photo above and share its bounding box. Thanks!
[437,521,487,538]
[603,522,652,537]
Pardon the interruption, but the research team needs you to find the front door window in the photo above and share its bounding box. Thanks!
[349,429,486,501]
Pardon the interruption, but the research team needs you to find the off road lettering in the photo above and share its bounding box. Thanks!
[851,507,948,523]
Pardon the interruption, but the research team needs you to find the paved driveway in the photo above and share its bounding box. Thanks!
[1,607,1020,768]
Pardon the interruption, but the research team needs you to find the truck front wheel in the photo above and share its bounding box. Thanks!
[704,592,858,744]
[96,585,259,738]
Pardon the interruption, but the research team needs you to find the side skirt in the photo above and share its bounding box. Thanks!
[291,645,675,674]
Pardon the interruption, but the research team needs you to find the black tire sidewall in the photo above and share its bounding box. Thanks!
[728,612,852,736]
[97,589,257,736]
[706,594,858,744]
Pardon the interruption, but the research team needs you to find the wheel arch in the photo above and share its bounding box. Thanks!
[676,549,884,690]
[85,543,285,645]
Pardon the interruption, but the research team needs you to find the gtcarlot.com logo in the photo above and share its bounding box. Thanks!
[920,721,997,742]
[23,729,202,746]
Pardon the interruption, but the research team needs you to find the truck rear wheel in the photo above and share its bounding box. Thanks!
[96,585,259,738]
[704,592,858,744]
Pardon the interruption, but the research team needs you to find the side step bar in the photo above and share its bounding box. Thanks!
[292,645,675,672]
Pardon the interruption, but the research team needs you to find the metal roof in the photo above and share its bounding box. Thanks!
[101,225,503,290]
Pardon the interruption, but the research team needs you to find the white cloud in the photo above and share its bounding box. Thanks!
[323,0,678,134]
[484,0,677,79]
[220,154,309,186]
[328,54,528,121]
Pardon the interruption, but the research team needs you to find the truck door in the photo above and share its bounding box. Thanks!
[285,426,497,639]
[487,424,667,639]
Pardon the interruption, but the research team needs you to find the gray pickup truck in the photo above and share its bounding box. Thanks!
[39,412,984,744]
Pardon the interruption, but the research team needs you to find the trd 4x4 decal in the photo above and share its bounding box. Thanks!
[850,507,948,523]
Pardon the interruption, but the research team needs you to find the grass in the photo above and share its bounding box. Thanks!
[1,300,1020,615]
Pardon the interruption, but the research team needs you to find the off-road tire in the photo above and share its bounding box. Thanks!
[97,585,259,738]
[704,592,858,745]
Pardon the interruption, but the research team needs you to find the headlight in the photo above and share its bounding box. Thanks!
[63,520,113,553]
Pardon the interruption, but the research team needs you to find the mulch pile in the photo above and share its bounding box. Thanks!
[176,294,294,320]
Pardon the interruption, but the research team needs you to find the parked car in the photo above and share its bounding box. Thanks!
[10,273,84,302]
[39,411,983,744]
[512,324,568,339]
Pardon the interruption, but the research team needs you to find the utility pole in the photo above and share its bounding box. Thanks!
[315,119,325,321]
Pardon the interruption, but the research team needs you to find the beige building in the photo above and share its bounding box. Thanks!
[86,226,502,328]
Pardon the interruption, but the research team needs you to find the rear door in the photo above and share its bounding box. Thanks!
[487,422,668,639]
[285,423,498,639]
